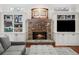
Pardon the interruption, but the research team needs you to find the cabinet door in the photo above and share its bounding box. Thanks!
[75,34,79,44]
[14,33,26,42]
[55,33,64,45]
[5,33,15,41]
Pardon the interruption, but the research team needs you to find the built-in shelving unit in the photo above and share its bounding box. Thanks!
[4,15,23,32]
[57,15,75,20]
[57,15,75,32]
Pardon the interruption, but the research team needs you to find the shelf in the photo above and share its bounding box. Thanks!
[57,15,75,20]
[4,14,23,32]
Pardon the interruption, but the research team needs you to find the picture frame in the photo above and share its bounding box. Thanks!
[57,15,65,20]
[31,8,48,19]
[14,15,22,23]
[4,15,13,21]
[65,15,72,20]
[4,27,13,32]
[14,24,22,32]
[14,28,22,32]
[4,15,13,27]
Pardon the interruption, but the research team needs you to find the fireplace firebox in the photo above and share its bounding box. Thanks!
[33,32,47,39]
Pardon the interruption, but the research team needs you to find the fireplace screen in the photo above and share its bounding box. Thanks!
[33,32,47,39]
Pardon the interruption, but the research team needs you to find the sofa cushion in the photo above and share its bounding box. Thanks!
[0,43,4,54]
[0,36,11,50]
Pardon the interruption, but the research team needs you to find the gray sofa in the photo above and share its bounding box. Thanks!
[0,35,26,55]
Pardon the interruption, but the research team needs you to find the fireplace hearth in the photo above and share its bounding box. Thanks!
[33,32,47,39]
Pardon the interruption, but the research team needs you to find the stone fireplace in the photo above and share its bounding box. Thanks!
[26,18,54,47]
[28,18,51,40]
[33,32,47,39]
[26,8,54,47]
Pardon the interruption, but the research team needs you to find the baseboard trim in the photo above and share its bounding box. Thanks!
[55,45,79,47]
[11,42,25,45]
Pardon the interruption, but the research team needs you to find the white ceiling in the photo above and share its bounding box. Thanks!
[0,4,77,8]
[0,4,78,12]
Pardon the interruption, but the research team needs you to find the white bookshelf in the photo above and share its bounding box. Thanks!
[4,14,23,32]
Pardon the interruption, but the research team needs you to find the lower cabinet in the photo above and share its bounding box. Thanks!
[54,33,79,46]
[6,33,26,42]
[14,33,26,42]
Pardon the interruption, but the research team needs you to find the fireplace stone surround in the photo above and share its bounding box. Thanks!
[27,19,51,40]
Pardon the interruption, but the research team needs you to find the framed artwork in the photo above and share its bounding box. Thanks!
[14,15,22,23]
[65,15,75,20]
[14,24,22,32]
[57,15,65,20]
[4,15,13,27]
[57,15,75,20]
[4,28,13,32]
[72,15,75,20]
[65,15,72,20]
[32,8,48,19]
[14,24,22,28]
[33,11,39,16]
[4,15,13,21]
[4,21,12,27]
[14,28,22,32]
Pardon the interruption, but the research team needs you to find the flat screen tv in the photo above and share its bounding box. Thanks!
[57,20,75,32]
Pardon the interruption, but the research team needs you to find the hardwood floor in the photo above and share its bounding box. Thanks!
[70,47,79,54]
[54,46,79,54]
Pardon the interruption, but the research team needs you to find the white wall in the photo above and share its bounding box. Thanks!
[0,4,79,45]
